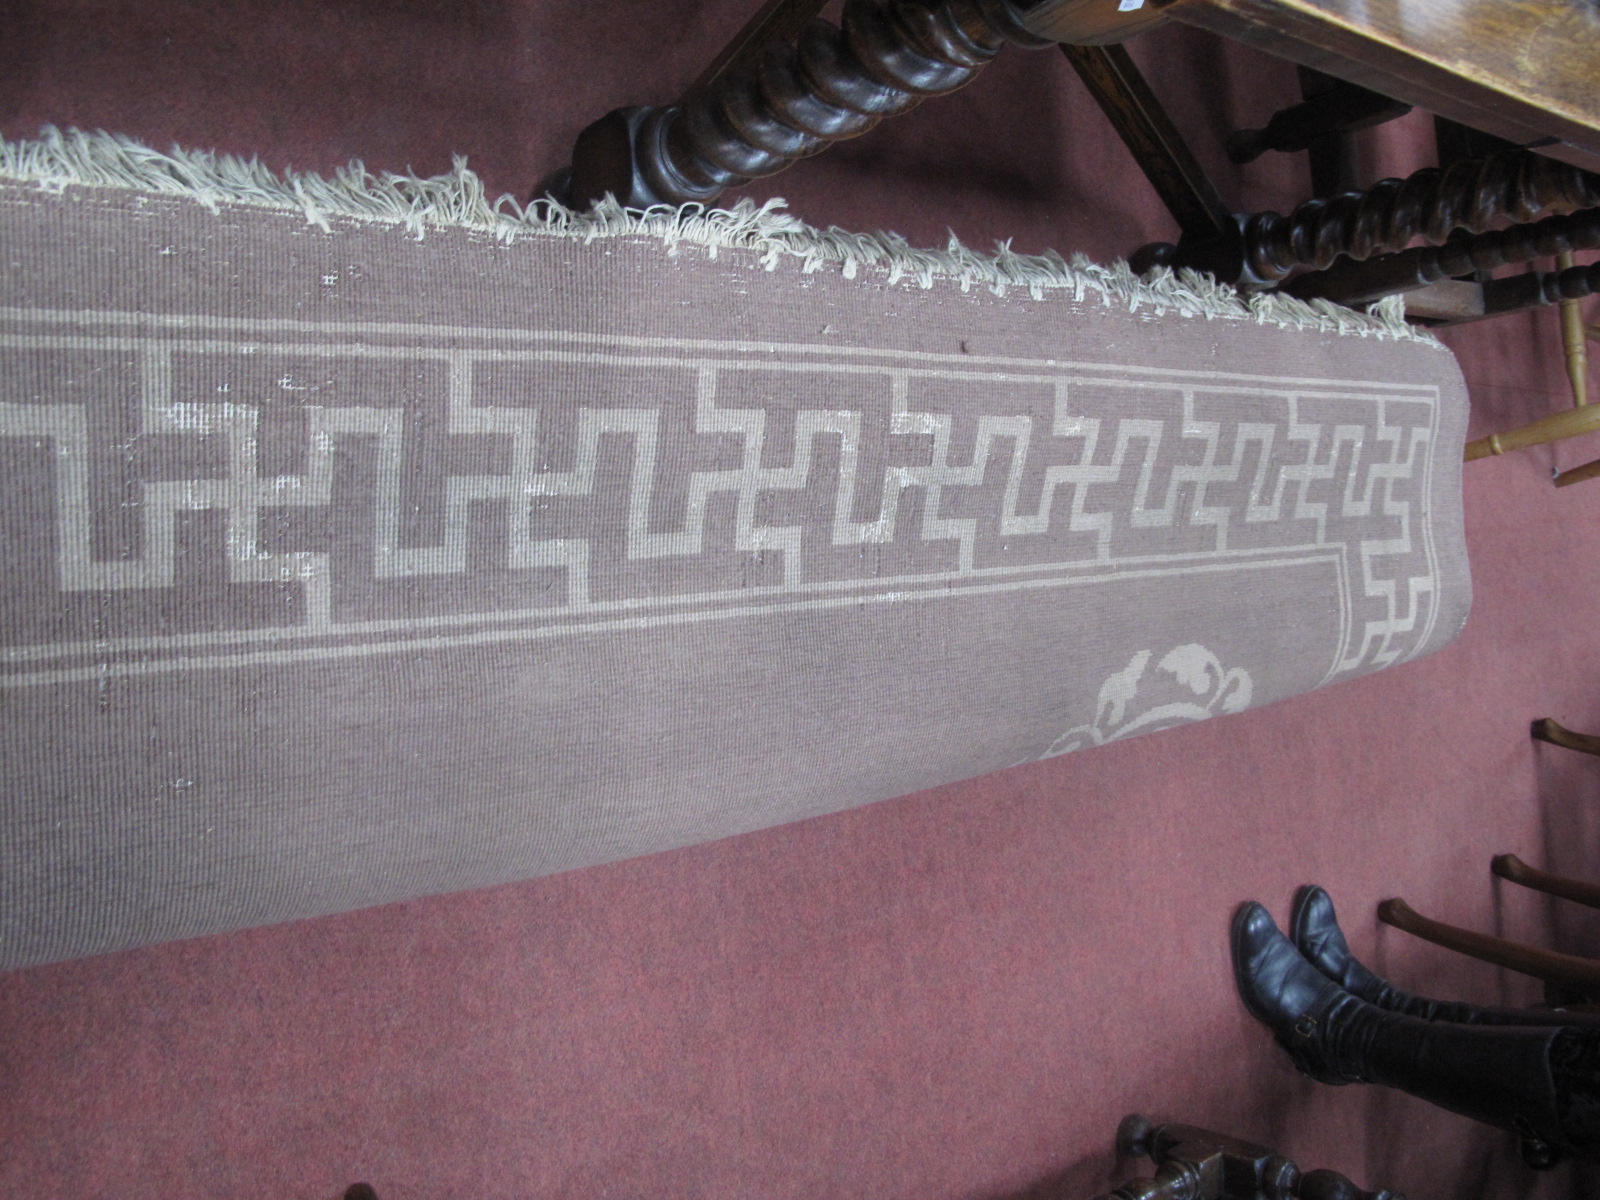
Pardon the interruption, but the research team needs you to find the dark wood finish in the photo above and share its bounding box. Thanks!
[1298,69,1360,200]
[689,0,832,94]
[1377,897,1600,995]
[1556,458,1600,488]
[1226,76,1410,166]
[1141,150,1600,288]
[345,1120,1400,1200]
[1233,151,1600,285]
[1060,43,1233,241]
[1020,0,1172,45]
[563,0,1600,223]
[1397,280,1484,324]
[1161,0,1600,175]
[567,0,1059,209]
[1282,203,1600,307]
[1481,258,1600,318]
[1093,1114,1400,1200]
[1532,717,1600,756]
[1494,854,1600,912]
[1434,117,1522,171]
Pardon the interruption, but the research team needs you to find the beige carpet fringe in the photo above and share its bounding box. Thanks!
[0,126,1432,345]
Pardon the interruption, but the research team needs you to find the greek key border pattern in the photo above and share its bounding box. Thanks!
[0,308,1444,685]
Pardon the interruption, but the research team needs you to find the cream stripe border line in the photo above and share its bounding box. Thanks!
[0,126,1439,345]
[0,544,1347,665]
[1,305,1451,383]
[1,552,1350,689]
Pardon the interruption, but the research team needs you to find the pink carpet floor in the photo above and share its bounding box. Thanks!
[4,4,1600,1198]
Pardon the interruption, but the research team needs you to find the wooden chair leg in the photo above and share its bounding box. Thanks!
[1532,716,1600,754]
[1463,389,1600,461]
[1493,853,1600,911]
[1059,43,1232,244]
[1094,1114,1398,1200]
[1542,246,1593,486]
[1377,897,1600,995]
[1559,248,1590,407]
[1225,68,1410,175]
[1553,280,1599,483]
[1554,456,1600,486]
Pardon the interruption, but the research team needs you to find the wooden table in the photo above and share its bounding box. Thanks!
[562,0,1600,473]
[568,0,1600,209]
[1139,0,1600,479]
[1151,0,1600,173]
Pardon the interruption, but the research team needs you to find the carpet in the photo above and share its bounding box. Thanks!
[0,128,1470,968]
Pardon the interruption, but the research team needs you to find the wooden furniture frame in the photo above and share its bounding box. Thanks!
[1378,893,1600,999]
[1533,717,1600,757]
[560,0,1600,471]
[561,0,1600,306]
[1380,716,1600,998]
[1097,1114,1399,1200]
[340,1117,1399,1200]
[1380,854,1600,1000]
[1156,0,1600,176]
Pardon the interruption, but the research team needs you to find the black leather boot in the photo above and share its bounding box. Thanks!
[1290,885,1600,1028]
[1232,902,1573,1154]
[1232,900,1368,1084]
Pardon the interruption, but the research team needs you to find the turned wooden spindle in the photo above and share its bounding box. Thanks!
[1459,259,1600,462]
[566,0,1050,209]
[1243,150,1600,283]
[1225,80,1410,166]
[1138,150,1600,286]
[1094,1114,1400,1200]
[1286,204,1600,306]
[561,0,1172,210]
[1479,254,1600,317]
